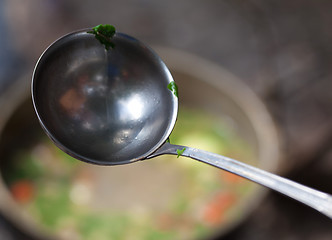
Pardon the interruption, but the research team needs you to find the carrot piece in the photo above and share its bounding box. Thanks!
[203,192,237,225]
[221,171,244,183]
[10,180,35,203]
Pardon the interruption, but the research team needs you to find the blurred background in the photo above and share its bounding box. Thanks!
[0,0,331,239]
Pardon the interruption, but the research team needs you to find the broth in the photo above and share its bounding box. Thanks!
[2,107,255,240]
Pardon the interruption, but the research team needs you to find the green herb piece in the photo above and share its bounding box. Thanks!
[87,24,116,50]
[167,81,178,98]
[176,148,186,158]
[166,137,171,143]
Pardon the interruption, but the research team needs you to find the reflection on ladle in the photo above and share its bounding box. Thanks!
[32,28,332,219]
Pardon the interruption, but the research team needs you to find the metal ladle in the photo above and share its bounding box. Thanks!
[32,29,332,219]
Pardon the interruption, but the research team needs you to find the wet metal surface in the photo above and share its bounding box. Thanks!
[32,31,177,165]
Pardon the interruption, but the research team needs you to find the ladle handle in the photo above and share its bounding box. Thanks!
[149,142,332,219]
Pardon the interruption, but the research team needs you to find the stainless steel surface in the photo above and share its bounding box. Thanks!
[32,30,178,165]
[32,29,332,219]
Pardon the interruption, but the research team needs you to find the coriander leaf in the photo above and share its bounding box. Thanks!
[87,24,116,50]
[167,81,178,98]
[166,137,171,143]
[176,148,186,158]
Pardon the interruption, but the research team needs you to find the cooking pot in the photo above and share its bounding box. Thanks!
[0,48,280,240]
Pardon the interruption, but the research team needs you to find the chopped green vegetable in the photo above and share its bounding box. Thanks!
[87,24,116,50]
[166,137,171,143]
[167,81,178,98]
[176,148,186,158]
[3,106,256,240]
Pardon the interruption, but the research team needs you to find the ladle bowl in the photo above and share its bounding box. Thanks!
[32,29,332,219]
[32,30,177,165]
